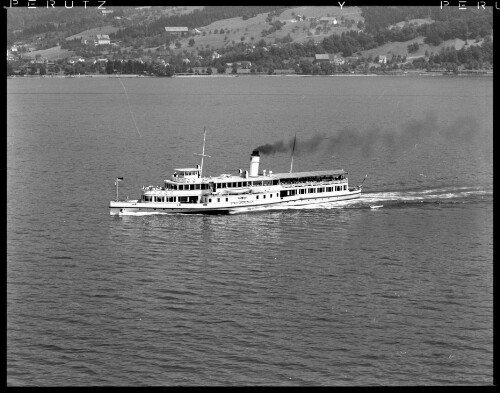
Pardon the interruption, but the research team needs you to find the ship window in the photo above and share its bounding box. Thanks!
[190,184,195,190]
[195,184,200,190]
[256,195,259,199]
[217,198,220,202]
[221,183,226,188]
[263,195,266,199]
[209,198,212,203]
[238,182,242,187]
[226,198,228,202]
[243,182,247,187]
[344,185,347,190]
[179,196,188,203]
[216,183,221,188]
[276,193,279,197]
[254,181,262,186]
[318,188,323,193]
[232,182,237,187]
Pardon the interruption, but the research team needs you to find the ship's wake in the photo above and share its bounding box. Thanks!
[287,185,492,211]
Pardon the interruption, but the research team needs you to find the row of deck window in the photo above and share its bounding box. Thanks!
[144,196,177,202]
[215,180,278,188]
[281,185,347,196]
[207,193,278,203]
[165,183,210,190]
[144,185,347,203]
[165,179,280,190]
[143,196,196,203]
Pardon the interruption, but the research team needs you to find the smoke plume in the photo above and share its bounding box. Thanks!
[254,112,477,157]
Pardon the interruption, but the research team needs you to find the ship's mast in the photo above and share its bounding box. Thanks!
[289,134,297,173]
[194,127,211,177]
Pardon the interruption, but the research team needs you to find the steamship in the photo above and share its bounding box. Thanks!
[109,135,363,215]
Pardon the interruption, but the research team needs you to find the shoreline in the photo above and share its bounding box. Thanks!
[7,71,493,79]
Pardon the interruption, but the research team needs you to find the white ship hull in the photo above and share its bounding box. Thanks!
[110,189,361,215]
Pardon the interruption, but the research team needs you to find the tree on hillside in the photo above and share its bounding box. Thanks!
[106,61,114,74]
[407,42,419,53]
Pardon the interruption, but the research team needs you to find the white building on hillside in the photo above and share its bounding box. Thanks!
[96,34,111,45]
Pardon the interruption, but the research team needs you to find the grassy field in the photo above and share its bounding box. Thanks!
[66,25,119,41]
[360,36,488,60]
[389,18,433,29]
[171,6,363,54]
[21,45,74,60]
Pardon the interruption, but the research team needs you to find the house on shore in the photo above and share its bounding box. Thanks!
[319,16,338,26]
[314,53,345,65]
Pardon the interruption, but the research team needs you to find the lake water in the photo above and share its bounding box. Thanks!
[7,75,493,386]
